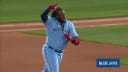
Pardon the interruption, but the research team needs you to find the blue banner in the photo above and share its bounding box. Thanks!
[96,58,120,68]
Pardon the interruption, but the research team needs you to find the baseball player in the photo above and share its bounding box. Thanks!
[41,4,80,72]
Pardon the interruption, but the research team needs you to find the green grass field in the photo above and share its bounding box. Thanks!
[1,0,128,23]
[120,58,128,65]
[77,25,128,46]
[24,25,128,46]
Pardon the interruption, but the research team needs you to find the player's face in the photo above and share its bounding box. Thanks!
[56,10,66,23]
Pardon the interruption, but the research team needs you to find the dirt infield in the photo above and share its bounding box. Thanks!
[1,17,128,72]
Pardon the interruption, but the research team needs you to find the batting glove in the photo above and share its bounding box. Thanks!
[64,34,72,41]
[48,4,57,10]
[72,37,80,45]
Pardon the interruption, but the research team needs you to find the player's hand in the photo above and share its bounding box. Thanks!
[48,3,57,10]
[72,38,80,45]
[64,34,72,41]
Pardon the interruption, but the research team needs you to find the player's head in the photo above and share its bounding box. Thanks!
[51,7,66,23]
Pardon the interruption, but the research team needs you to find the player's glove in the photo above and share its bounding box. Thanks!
[64,34,72,41]
[64,34,80,45]
[48,4,57,10]
[71,37,80,45]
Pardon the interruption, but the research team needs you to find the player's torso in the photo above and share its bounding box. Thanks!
[45,17,71,51]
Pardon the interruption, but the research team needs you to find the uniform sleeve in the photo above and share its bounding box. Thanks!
[69,22,78,37]
[40,8,51,25]
[42,16,53,27]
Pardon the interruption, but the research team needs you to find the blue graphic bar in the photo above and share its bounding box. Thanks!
[96,58,120,68]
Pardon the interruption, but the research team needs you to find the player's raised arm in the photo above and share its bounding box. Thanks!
[40,4,57,22]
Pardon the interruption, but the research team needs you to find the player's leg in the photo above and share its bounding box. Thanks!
[46,48,59,72]
[42,45,49,72]
[42,64,49,72]
[42,45,59,72]
[55,52,63,72]
[57,53,63,64]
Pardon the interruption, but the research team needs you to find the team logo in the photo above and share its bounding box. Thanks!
[96,58,120,68]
